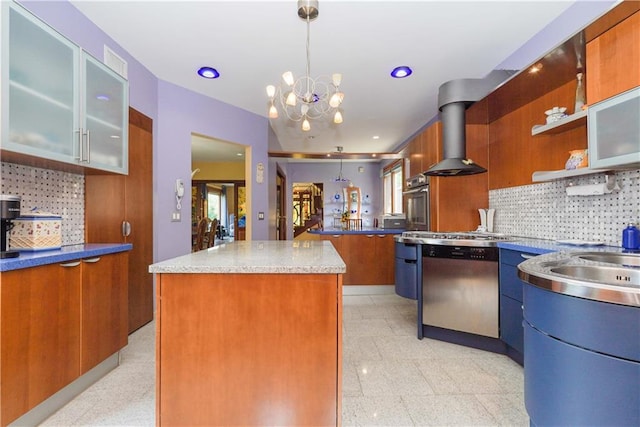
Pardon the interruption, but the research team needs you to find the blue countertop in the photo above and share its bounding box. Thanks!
[308,228,404,235]
[0,243,132,272]
[498,239,621,255]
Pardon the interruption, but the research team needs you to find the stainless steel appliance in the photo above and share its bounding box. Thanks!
[397,231,513,345]
[378,215,406,229]
[1,195,21,259]
[402,174,430,231]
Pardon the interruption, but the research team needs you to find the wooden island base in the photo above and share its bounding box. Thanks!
[156,272,342,426]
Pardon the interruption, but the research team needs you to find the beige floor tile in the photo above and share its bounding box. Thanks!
[39,293,529,427]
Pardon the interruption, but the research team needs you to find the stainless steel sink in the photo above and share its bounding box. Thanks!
[573,252,640,268]
[550,265,639,286]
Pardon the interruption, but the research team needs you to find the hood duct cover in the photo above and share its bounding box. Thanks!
[424,70,516,176]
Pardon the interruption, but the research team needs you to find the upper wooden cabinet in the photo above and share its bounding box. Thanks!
[408,133,424,176]
[586,11,640,105]
[1,1,128,174]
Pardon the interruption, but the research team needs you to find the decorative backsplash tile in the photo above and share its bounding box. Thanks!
[1,162,85,246]
[490,169,640,246]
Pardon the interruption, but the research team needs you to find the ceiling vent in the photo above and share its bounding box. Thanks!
[103,46,128,79]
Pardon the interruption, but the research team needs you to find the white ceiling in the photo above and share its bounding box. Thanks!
[70,0,594,160]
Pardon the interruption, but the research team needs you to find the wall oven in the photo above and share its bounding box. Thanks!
[403,174,430,231]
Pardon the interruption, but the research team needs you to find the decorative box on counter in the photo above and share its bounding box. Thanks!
[9,213,62,251]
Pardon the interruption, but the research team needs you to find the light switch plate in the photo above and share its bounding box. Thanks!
[258,212,264,220]
[171,212,181,222]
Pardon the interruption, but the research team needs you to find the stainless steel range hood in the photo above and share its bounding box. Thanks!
[424,70,516,176]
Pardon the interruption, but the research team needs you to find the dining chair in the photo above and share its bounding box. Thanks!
[193,217,209,251]
[207,218,218,248]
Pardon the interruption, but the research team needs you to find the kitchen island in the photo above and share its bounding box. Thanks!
[149,240,346,427]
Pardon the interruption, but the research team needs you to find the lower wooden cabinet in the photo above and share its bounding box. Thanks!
[0,252,128,426]
[320,233,395,285]
[81,253,128,373]
[1,262,82,426]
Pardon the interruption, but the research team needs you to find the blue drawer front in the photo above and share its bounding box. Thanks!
[395,242,418,260]
[525,322,640,426]
[500,295,523,354]
[524,284,640,361]
[395,257,418,300]
[500,249,536,267]
[499,263,523,301]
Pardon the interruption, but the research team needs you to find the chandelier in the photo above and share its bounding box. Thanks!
[266,0,344,132]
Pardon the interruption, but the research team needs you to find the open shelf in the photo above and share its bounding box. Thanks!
[531,110,587,136]
[532,167,610,182]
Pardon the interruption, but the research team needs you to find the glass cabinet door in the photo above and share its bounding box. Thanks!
[82,52,128,174]
[3,2,79,163]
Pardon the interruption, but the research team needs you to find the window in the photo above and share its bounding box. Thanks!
[207,188,221,221]
[382,160,403,214]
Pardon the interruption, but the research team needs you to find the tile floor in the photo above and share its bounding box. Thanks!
[39,292,528,426]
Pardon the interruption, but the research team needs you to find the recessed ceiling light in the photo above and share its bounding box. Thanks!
[372,135,380,140]
[236,152,243,156]
[390,66,412,78]
[198,67,220,79]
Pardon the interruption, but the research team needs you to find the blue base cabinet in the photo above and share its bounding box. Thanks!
[523,284,640,426]
[394,242,419,300]
[498,249,534,365]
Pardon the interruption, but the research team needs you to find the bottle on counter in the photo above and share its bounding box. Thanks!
[622,223,640,250]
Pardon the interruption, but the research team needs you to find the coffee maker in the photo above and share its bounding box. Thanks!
[1,195,21,258]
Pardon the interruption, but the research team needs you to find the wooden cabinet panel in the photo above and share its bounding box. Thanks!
[375,234,395,284]
[1,263,81,426]
[86,108,153,334]
[319,234,395,285]
[157,273,340,426]
[488,81,587,190]
[343,235,377,285]
[408,133,424,176]
[81,252,128,373]
[586,11,640,105]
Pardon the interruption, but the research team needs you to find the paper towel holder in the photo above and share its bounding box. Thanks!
[566,172,620,196]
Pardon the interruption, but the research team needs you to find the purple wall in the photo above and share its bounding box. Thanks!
[17,1,270,263]
[157,81,269,260]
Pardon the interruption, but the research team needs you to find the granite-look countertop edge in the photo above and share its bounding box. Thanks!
[149,241,346,274]
[498,239,620,255]
[0,243,133,272]
[307,228,404,235]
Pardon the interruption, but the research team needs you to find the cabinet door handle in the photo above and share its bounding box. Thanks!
[85,129,91,163]
[331,235,341,238]
[60,261,81,268]
[122,221,131,237]
[366,235,375,238]
[376,234,386,238]
[404,259,417,264]
[520,254,535,259]
[83,257,101,263]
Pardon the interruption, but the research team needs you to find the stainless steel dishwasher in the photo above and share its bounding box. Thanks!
[422,243,500,338]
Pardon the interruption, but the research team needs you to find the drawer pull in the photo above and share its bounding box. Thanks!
[83,257,101,263]
[521,254,535,259]
[60,261,81,268]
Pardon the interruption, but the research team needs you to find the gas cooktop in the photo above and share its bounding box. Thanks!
[396,231,514,247]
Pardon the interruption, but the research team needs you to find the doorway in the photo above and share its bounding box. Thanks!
[276,167,286,240]
[292,182,323,238]
[191,134,247,244]
[192,180,244,249]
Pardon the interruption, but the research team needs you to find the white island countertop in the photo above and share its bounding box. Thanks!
[149,240,346,274]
